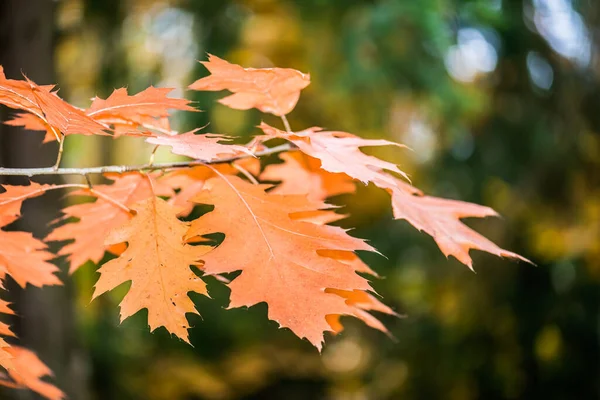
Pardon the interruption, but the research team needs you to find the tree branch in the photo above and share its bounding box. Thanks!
[0,143,293,177]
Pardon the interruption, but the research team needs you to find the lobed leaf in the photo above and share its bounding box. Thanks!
[93,197,210,343]
[187,175,375,350]
[189,54,310,116]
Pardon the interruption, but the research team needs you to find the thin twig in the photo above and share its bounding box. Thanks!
[0,143,294,178]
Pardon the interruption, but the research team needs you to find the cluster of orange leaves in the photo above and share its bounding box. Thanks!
[0,55,528,399]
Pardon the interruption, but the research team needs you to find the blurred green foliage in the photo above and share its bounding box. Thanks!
[18,0,600,398]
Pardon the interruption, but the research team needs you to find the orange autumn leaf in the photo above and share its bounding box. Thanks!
[0,297,14,338]
[0,182,50,227]
[87,86,196,120]
[4,113,56,143]
[0,193,62,400]
[0,338,14,373]
[189,54,310,116]
[26,83,108,137]
[0,296,15,387]
[187,175,374,350]
[324,289,397,335]
[147,131,253,161]
[259,123,527,269]
[0,231,60,288]
[294,213,389,332]
[258,122,408,186]
[0,67,52,125]
[0,298,13,315]
[0,68,107,138]
[292,209,381,280]
[288,211,379,277]
[0,183,61,287]
[46,173,172,273]
[289,209,348,225]
[1,347,64,400]
[159,164,238,216]
[86,86,196,136]
[389,188,531,269]
[317,249,379,277]
[261,151,355,200]
[93,197,210,343]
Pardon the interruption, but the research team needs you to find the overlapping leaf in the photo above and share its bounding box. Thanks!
[292,211,391,332]
[258,123,527,269]
[1,68,196,140]
[93,197,209,343]
[0,347,64,400]
[0,67,107,138]
[0,182,49,227]
[189,54,310,116]
[0,182,63,399]
[86,86,195,136]
[0,183,60,287]
[159,164,238,216]
[0,338,13,372]
[187,175,374,349]
[261,152,355,200]
[0,231,60,288]
[87,86,195,121]
[146,131,253,161]
[258,122,408,186]
[46,173,171,273]
[0,297,14,338]
[325,289,397,335]
[4,113,56,143]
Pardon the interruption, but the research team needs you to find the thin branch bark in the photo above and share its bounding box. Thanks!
[0,143,293,177]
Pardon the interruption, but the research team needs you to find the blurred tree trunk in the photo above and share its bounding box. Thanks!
[0,1,88,398]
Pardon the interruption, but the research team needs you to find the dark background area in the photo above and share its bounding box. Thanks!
[0,0,598,399]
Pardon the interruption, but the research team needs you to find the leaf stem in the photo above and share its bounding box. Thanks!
[53,132,65,170]
[0,183,88,207]
[281,115,292,133]
[0,182,133,214]
[88,188,133,214]
[233,163,259,185]
[51,127,65,170]
[148,145,160,166]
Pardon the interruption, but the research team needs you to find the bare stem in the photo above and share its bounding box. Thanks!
[88,188,133,214]
[0,143,294,178]
[0,183,89,207]
[281,115,292,133]
[53,132,65,170]
[233,163,259,185]
[148,145,160,166]
[0,182,133,214]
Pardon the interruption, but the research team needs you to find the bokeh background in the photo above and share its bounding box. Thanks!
[1,0,599,399]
